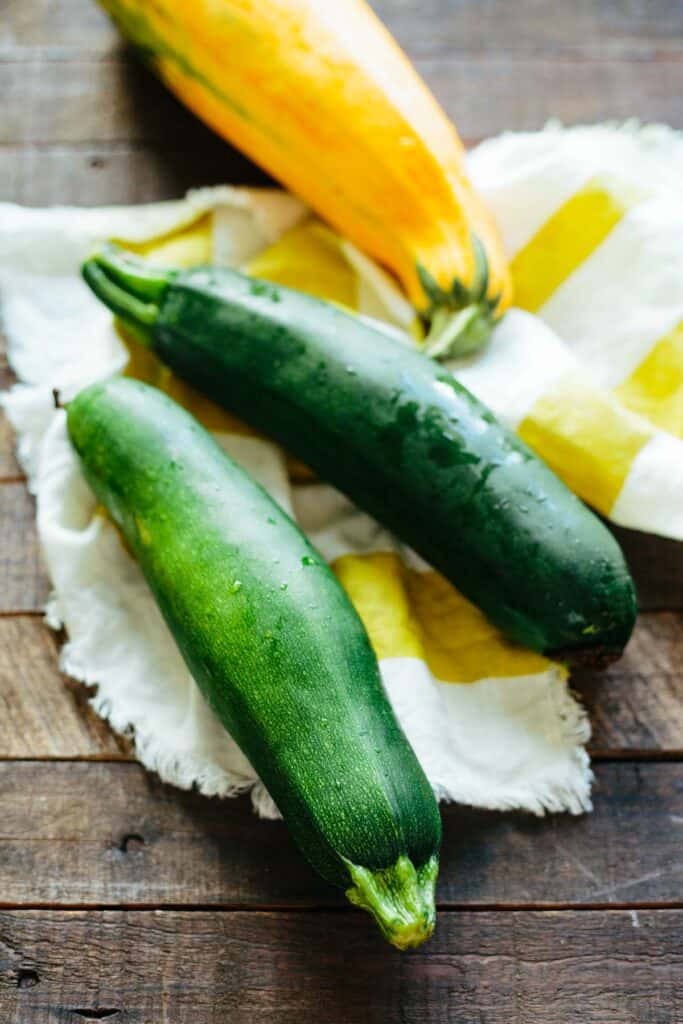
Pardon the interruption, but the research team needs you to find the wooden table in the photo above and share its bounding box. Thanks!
[2,1,683,1020]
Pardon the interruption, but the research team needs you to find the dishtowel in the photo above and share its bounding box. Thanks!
[3,121,681,818]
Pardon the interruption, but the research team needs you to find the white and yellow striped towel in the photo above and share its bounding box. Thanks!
[2,122,681,817]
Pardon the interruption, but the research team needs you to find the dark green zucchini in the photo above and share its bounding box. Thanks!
[82,246,637,662]
[67,376,441,950]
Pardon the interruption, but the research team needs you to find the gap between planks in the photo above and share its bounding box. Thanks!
[4,49,683,65]
[0,900,681,914]
[0,752,681,763]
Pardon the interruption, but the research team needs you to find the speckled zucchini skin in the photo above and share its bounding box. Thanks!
[66,377,441,897]
[82,253,637,662]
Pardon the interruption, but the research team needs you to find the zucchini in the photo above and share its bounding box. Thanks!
[67,376,441,950]
[82,247,637,663]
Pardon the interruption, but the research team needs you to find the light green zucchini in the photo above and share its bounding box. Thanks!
[67,375,441,950]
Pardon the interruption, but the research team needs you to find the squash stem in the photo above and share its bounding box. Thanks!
[424,304,493,360]
[345,854,438,950]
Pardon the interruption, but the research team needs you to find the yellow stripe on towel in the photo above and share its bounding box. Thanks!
[247,221,358,308]
[333,552,552,683]
[510,177,639,312]
[333,552,426,663]
[116,214,214,267]
[519,369,653,514]
[614,320,683,438]
[404,567,554,683]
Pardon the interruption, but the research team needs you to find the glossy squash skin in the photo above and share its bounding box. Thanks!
[67,377,442,950]
[82,248,637,665]
[97,0,512,354]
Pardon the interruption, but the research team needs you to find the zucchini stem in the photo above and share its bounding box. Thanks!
[345,854,438,950]
[82,245,175,347]
[93,244,175,302]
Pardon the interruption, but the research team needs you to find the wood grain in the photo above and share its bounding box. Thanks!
[611,524,683,611]
[580,611,683,754]
[4,0,682,59]
[0,55,253,147]
[0,355,21,481]
[0,618,127,758]
[0,141,270,207]
[3,53,682,151]
[376,0,683,60]
[0,908,681,1023]
[0,760,681,908]
[0,484,48,613]
[0,0,117,55]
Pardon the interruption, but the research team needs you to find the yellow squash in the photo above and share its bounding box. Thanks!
[100,0,512,353]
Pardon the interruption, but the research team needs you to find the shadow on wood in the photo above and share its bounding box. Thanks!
[609,522,683,610]
[116,49,273,192]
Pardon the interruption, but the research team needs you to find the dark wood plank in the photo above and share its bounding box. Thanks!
[440,761,683,907]
[0,484,48,613]
[0,760,681,908]
[424,56,683,134]
[0,56,185,145]
[0,0,116,55]
[0,355,21,481]
[0,908,681,1023]
[4,0,682,59]
[581,611,683,754]
[0,618,127,758]
[2,53,682,149]
[611,524,683,611]
[374,0,683,60]
[0,141,270,207]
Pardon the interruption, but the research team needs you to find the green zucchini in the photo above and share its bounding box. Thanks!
[67,376,441,950]
[82,246,637,663]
